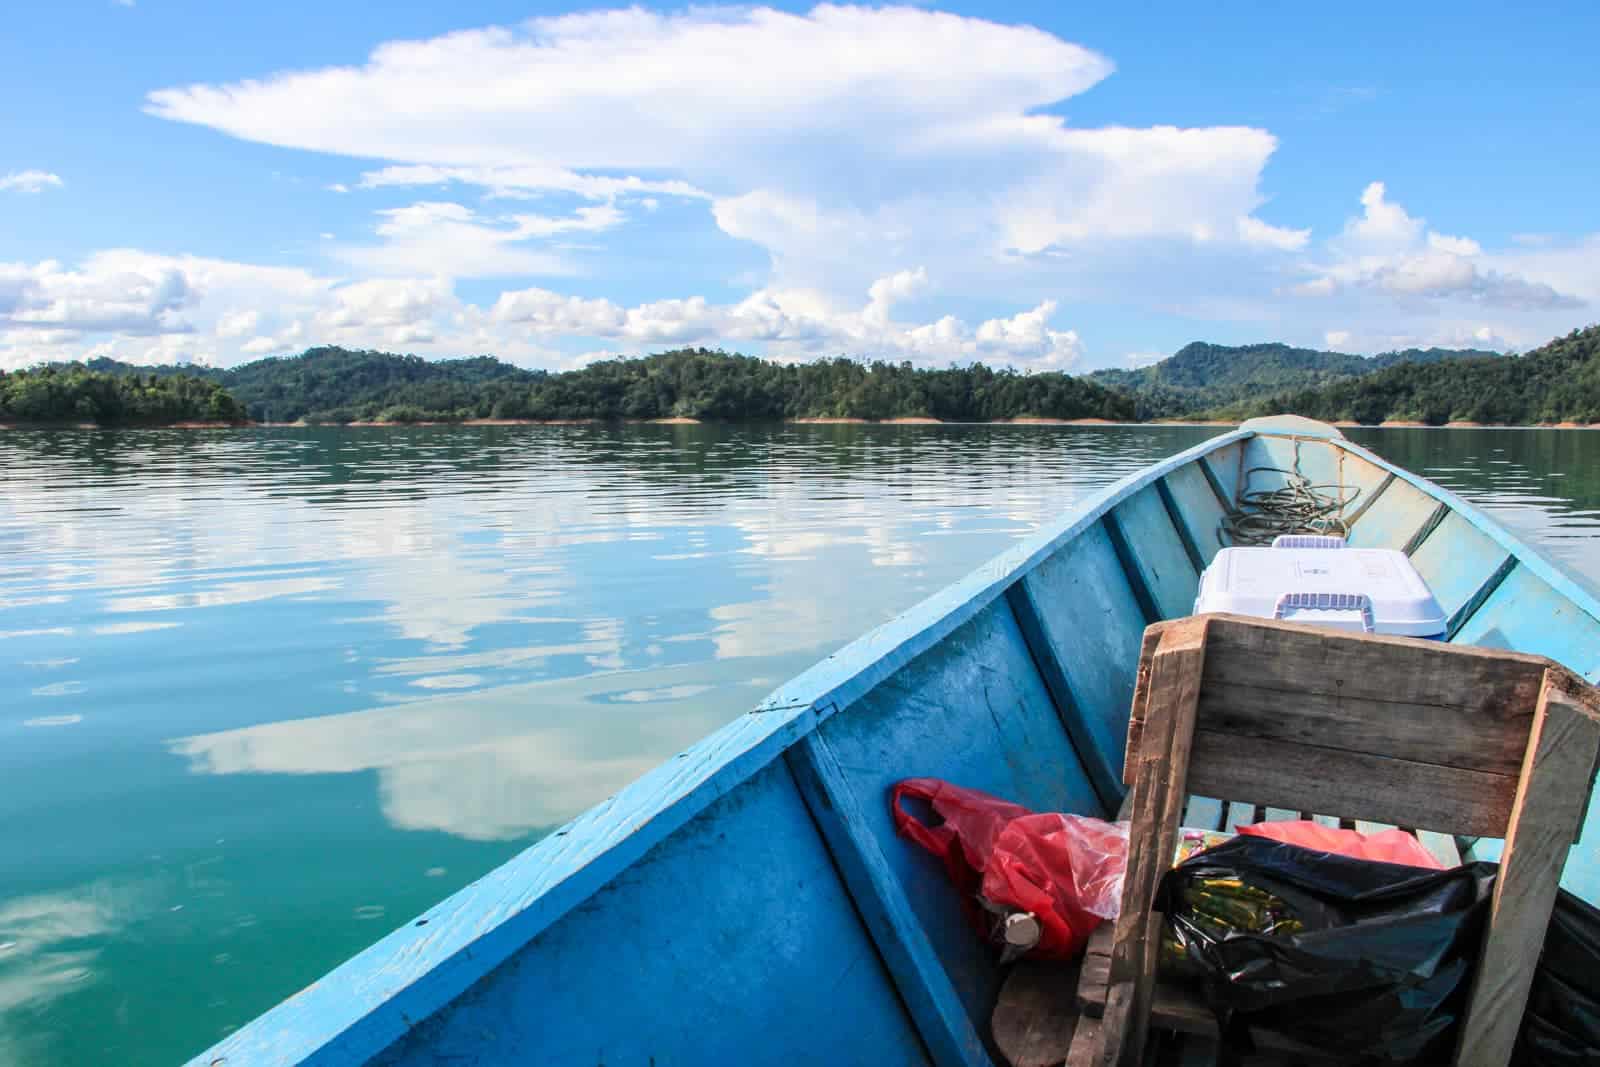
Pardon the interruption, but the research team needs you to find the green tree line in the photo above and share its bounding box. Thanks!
[8,325,1596,427]
[65,347,1135,424]
[0,365,246,425]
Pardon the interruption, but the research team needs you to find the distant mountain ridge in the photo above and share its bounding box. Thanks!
[1215,325,1600,425]
[1087,340,1500,417]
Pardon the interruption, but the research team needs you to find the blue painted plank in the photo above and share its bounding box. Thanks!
[1415,829,1462,867]
[1344,476,1440,550]
[1108,486,1200,621]
[786,732,992,1067]
[1007,579,1121,811]
[1408,511,1513,621]
[1451,566,1600,677]
[1201,440,1246,506]
[813,598,1101,1030]
[1156,476,1206,574]
[372,760,932,1067]
[1182,796,1223,831]
[1020,525,1147,807]
[1161,463,1229,566]
[185,702,819,1067]
[1223,802,1256,833]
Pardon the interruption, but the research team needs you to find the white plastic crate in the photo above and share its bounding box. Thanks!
[1193,535,1447,638]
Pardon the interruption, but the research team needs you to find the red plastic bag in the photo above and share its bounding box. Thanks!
[1238,819,1444,870]
[891,778,1127,959]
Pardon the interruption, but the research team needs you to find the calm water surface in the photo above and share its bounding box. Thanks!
[1,424,1597,1066]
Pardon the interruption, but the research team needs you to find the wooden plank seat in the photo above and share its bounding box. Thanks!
[1090,613,1600,1067]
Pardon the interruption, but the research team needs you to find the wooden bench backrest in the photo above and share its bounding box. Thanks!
[1102,612,1600,1067]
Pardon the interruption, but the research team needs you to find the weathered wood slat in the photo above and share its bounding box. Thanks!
[1340,471,1395,528]
[1100,621,1207,1067]
[1164,467,1222,566]
[1197,615,1548,777]
[1400,501,1452,556]
[1408,510,1512,621]
[1195,683,1531,779]
[1344,475,1440,550]
[1446,556,1518,641]
[1162,463,1230,565]
[1187,730,1514,838]
[1124,626,1165,787]
[1107,487,1201,622]
[1181,796,1223,831]
[1008,578,1122,813]
[1156,477,1207,575]
[1198,441,1245,510]
[1222,801,1256,833]
[991,959,1081,1067]
[1067,1012,1102,1067]
[787,733,994,1067]
[1024,528,1151,804]
[1415,829,1462,867]
[1455,678,1600,1066]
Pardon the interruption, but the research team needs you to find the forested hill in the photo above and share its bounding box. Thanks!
[0,365,245,425]
[77,347,1135,424]
[1211,326,1600,426]
[84,348,545,424]
[1088,341,1499,418]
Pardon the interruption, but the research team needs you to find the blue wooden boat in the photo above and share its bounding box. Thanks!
[190,416,1600,1067]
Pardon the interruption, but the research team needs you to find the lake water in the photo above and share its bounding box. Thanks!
[2,424,1597,1066]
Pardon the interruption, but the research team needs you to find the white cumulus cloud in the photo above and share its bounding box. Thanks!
[1294,182,1584,312]
[0,170,63,194]
[145,5,1299,303]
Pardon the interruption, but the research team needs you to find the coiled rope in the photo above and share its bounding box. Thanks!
[1218,440,1361,546]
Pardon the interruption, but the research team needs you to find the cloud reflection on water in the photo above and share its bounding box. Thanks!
[167,663,779,841]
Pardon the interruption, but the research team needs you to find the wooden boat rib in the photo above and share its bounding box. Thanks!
[190,416,1600,1067]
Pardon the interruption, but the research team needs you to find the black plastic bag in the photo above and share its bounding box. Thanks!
[1515,888,1600,1066]
[1155,834,1496,1064]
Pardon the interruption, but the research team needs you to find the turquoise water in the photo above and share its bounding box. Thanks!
[1,424,1597,1066]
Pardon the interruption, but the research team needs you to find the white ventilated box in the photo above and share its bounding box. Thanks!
[1193,535,1447,638]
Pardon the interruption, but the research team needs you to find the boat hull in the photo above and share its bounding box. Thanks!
[190,419,1600,1067]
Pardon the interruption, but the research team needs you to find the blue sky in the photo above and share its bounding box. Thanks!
[3,1,1597,371]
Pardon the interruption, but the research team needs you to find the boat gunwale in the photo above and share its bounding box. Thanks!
[188,421,1600,1066]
